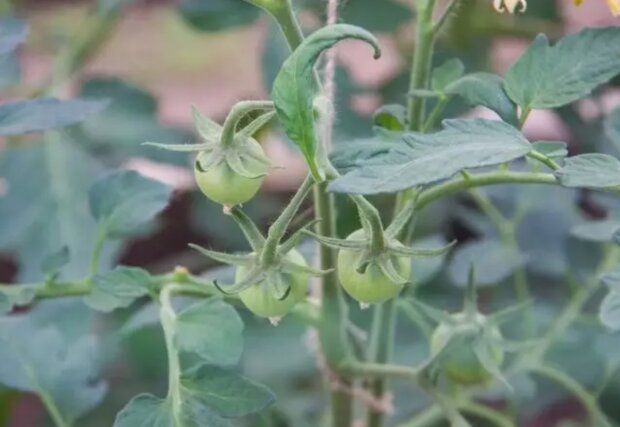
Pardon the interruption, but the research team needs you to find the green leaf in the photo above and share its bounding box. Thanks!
[605,107,620,150]
[272,24,380,180]
[0,18,27,58]
[178,0,258,33]
[329,119,532,194]
[338,0,413,32]
[180,365,275,417]
[445,73,518,125]
[570,220,620,242]
[531,141,568,159]
[431,59,465,93]
[0,136,113,281]
[0,318,106,422]
[329,132,401,174]
[76,78,191,166]
[373,105,406,131]
[85,266,154,312]
[0,285,37,314]
[600,290,620,331]
[0,98,108,136]
[448,239,526,287]
[40,246,70,276]
[555,153,620,189]
[504,27,620,110]
[176,299,244,366]
[89,170,172,238]
[114,367,274,427]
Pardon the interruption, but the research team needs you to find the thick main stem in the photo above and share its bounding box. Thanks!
[406,0,437,130]
[264,2,354,425]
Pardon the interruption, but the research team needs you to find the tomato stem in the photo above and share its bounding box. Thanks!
[260,174,314,267]
[220,100,274,147]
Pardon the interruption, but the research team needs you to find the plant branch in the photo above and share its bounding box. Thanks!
[407,0,437,130]
[220,101,274,147]
[529,364,612,427]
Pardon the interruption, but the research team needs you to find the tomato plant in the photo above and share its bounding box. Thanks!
[2,0,620,427]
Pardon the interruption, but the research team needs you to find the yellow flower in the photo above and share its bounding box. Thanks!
[574,0,620,16]
[493,0,527,13]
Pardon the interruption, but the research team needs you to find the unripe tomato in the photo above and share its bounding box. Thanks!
[194,141,266,206]
[237,249,308,318]
[430,313,504,385]
[337,229,411,304]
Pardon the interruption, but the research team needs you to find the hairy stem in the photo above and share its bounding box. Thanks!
[262,2,354,424]
[220,100,274,147]
[260,174,314,266]
[366,300,397,427]
[407,0,437,130]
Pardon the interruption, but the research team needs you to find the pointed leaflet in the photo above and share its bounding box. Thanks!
[89,170,173,238]
[175,298,244,366]
[0,98,108,136]
[272,24,380,180]
[114,366,274,427]
[329,119,531,194]
[0,285,37,314]
[504,27,620,110]
[84,266,154,312]
[0,318,106,423]
[555,153,620,189]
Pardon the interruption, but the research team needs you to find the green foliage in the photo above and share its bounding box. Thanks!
[88,170,173,239]
[504,27,620,110]
[85,266,154,312]
[0,317,106,423]
[272,23,380,180]
[329,119,532,194]
[4,1,620,427]
[0,99,108,136]
[556,154,620,188]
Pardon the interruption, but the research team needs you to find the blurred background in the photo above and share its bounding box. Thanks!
[1,0,620,426]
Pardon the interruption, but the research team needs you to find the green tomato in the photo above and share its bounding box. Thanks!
[430,313,504,386]
[337,229,411,304]
[237,249,309,318]
[194,144,264,206]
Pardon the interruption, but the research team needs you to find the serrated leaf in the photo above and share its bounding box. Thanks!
[555,153,620,189]
[40,246,70,276]
[272,24,380,180]
[0,285,37,314]
[0,136,113,281]
[445,73,518,125]
[0,318,106,422]
[329,119,532,194]
[531,141,568,159]
[85,266,154,312]
[570,220,620,242]
[0,98,108,136]
[449,239,526,287]
[600,290,620,331]
[329,132,401,174]
[178,0,258,33]
[175,299,244,366]
[431,59,464,93]
[504,28,620,110]
[89,170,172,238]
[114,366,274,427]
